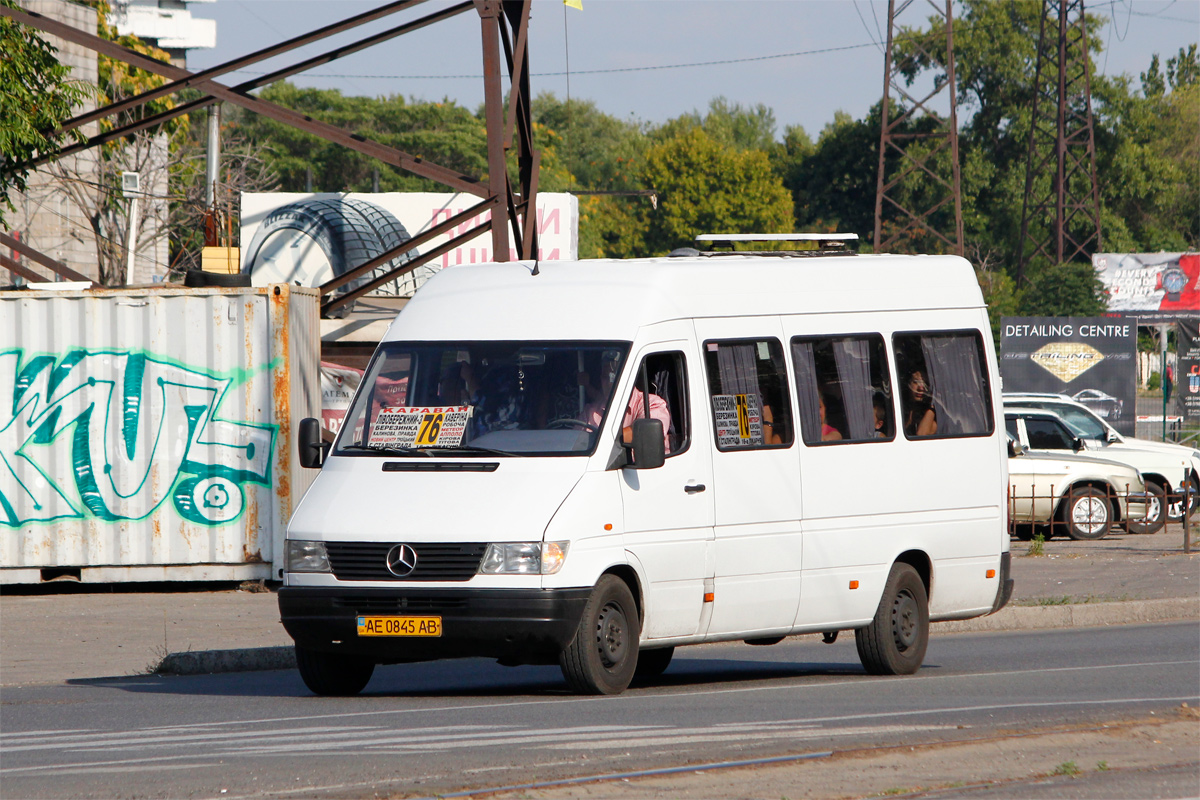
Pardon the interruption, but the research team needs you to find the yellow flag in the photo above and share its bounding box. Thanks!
[564,0,583,8]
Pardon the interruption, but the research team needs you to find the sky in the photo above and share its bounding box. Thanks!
[186,0,1200,140]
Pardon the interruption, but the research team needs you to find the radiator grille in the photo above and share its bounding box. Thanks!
[331,596,471,612]
[325,542,486,582]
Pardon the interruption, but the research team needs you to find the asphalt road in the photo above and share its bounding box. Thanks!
[1,622,1197,800]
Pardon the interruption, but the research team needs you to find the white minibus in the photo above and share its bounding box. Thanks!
[281,236,1013,695]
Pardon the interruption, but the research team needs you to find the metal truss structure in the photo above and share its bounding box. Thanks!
[873,0,963,257]
[1017,0,1102,283]
[1,0,540,317]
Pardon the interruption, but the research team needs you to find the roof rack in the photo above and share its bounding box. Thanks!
[681,233,859,258]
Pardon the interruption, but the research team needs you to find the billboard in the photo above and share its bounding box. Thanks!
[1176,319,1200,421]
[240,192,578,299]
[1093,252,1200,321]
[1000,317,1137,435]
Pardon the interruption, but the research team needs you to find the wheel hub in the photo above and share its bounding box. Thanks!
[596,602,627,668]
[891,589,918,650]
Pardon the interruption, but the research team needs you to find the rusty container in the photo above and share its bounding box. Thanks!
[0,284,320,584]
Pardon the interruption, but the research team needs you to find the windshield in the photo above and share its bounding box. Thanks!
[334,340,630,456]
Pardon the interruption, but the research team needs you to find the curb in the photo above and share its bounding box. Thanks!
[148,599,1200,677]
[155,645,295,676]
[934,596,1200,633]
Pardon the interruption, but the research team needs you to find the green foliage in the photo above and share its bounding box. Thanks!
[1148,371,1162,392]
[653,96,778,152]
[0,0,93,221]
[777,109,879,238]
[231,83,490,193]
[622,127,793,257]
[531,93,646,190]
[1019,262,1109,317]
[1052,761,1081,777]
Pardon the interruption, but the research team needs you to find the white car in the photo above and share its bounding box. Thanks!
[1004,392,1200,524]
[1007,433,1151,540]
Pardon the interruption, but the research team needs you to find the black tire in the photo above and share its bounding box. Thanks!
[559,575,639,695]
[634,646,674,680]
[855,563,929,676]
[242,197,416,317]
[1062,486,1111,540]
[295,646,375,696]
[1127,480,1166,535]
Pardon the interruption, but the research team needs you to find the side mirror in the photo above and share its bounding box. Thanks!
[1007,439,1016,458]
[628,418,665,469]
[1072,436,1085,452]
[1107,430,1120,443]
[298,417,330,469]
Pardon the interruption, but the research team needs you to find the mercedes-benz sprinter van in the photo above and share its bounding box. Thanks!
[280,236,1012,695]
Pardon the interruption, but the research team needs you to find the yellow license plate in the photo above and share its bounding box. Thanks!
[356,616,442,637]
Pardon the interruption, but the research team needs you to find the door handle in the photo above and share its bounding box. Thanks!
[684,483,706,494]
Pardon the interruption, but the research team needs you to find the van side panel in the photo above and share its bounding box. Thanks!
[785,310,1006,626]
[691,317,805,637]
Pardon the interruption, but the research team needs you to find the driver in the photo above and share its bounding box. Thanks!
[580,355,671,454]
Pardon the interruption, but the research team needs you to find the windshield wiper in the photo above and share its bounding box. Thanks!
[339,444,431,457]
[430,444,522,457]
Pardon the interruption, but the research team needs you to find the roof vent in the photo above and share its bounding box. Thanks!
[694,233,859,257]
[668,247,701,258]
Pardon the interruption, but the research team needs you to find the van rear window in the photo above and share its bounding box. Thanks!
[893,331,993,439]
[792,334,894,445]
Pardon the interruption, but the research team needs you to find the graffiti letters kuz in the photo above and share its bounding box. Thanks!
[0,350,276,527]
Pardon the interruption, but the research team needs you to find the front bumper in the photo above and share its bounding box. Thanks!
[278,586,591,665]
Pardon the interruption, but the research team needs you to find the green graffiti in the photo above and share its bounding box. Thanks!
[0,349,276,527]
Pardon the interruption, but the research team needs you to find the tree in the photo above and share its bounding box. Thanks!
[531,93,646,190]
[653,96,778,152]
[0,0,92,225]
[1019,261,1108,317]
[622,127,793,257]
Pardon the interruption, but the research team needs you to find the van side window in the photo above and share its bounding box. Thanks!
[623,351,690,456]
[893,330,994,439]
[703,339,793,450]
[791,335,893,445]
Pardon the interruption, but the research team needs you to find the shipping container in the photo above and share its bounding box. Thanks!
[0,283,320,584]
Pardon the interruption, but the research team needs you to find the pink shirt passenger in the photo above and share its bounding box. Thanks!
[587,386,671,454]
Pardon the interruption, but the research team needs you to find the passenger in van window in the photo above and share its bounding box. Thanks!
[762,403,783,445]
[903,369,938,437]
[873,393,890,438]
[581,360,672,453]
[819,394,843,441]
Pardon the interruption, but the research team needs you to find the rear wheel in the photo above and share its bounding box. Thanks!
[295,646,374,696]
[1127,480,1166,534]
[560,575,639,695]
[1063,486,1111,540]
[855,563,929,675]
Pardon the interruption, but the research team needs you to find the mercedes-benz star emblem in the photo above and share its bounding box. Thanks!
[385,544,418,577]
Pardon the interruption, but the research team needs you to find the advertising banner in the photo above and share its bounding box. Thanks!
[240,192,579,298]
[1093,252,1200,321]
[1000,317,1137,435]
[1176,319,1200,421]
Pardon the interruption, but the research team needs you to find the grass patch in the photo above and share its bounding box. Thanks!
[1052,761,1081,777]
[1026,533,1045,557]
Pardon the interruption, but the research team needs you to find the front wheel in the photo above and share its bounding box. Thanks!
[1127,480,1166,534]
[1063,486,1111,540]
[295,646,375,696]
[1167,476,1198,522]
[560,575,640,695]
[855,563,929,675]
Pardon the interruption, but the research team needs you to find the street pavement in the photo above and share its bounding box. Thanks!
[1,523,1196,688]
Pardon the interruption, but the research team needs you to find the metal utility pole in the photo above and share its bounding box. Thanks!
[204,103,221,247]
[873,0,963,256]
[1016,0,1102,283]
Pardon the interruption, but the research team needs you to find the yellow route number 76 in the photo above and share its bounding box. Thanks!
[414,412,445,446]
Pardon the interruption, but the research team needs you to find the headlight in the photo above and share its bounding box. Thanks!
[479,541,570,575]
[286,540,331,572]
